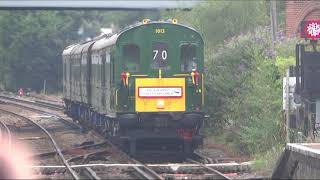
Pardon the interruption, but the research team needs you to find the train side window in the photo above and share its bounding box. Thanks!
[123,44,140,72]
[180,44,197,72]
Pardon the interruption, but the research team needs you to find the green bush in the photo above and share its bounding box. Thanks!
[227,59,284,154]
[205,26,299,154]
[204,27,271,132]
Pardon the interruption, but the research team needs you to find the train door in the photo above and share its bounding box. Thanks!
[81,52,88,103]
[109,50,116,114]
[104,48,111,114]
[96,53,102,112]
[63,56,69,99]
[100,50,107,113]
[68,53,73,101]
[62,58,65,96]
[76,54,82,102]
[91,52,99,112]
[70,55,75,101]
[87,44,94,106]
[78,52,84,102]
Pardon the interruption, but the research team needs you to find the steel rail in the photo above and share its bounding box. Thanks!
[82,167,101,180]
[0,96,241,179]
[132,163,163,180]
[193,151,215,163]
[186,158,231,180]
[34,100,64,110]
[29,164,145,168]
[0,119,12,148]
[98,132,163,180]
[0,98,83,130]
[0,95,63,111]
[28,162,252,168]
[92,130,163,180]
[0,108,80,180]
[131,159,163,180]
[31,141,107,159]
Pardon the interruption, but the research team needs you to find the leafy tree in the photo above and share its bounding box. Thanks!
[0,10,160,92]
[162,1,268,55]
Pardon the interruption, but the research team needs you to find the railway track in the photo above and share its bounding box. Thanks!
[0,108,79,179]
[0,95,63,111]
[0,96,162,179]
[0,118,12,148]
[0,94,242,179]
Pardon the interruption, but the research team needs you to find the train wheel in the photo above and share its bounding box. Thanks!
[112,120,119,137]
[183,140,192,156]
[129,138,136,155]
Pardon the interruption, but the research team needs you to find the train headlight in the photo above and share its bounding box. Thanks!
[172,18,178,24]
[156,99,165,109]
[143,19,150,24]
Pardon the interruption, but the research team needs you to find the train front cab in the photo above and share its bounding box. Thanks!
[115,21,205,155]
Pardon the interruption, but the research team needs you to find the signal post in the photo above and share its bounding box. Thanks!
[293,20,320,142]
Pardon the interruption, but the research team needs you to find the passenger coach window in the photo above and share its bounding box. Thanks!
[180,44,197,72]
[123,44,140,72]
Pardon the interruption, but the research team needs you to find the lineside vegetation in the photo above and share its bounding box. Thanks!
[163,1,297,161]
[0,1,298,161]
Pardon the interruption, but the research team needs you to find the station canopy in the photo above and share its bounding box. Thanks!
[0,0,200,10]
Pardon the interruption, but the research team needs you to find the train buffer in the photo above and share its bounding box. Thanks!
[272,143,320,179]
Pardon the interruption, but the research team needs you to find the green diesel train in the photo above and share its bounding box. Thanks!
[62,19,205,154]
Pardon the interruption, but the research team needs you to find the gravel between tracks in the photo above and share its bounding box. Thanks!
[0,101,138,179]
[1,94,259,179]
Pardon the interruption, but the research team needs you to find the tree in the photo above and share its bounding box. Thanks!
[0,10,160,92]
[162,1,268,55]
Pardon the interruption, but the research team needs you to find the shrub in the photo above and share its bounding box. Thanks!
[204,27,271,132]
[205,26,299,154]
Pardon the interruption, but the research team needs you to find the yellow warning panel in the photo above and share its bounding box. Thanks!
[135,78,185,112]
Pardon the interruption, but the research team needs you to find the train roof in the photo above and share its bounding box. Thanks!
[91,34,119,51]
[72,43,86,55]
[81,40,96,53]
[62,44,78,56]
[118,21,198,35]
[65,21,201,53]
[91,21,200,50]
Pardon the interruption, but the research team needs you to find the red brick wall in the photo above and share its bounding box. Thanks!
[286,0,320,37]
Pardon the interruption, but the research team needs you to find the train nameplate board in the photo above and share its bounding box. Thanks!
[138,87,182,98]
[135,78,185,112]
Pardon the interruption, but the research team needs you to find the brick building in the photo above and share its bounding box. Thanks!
[286,0,320,36]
